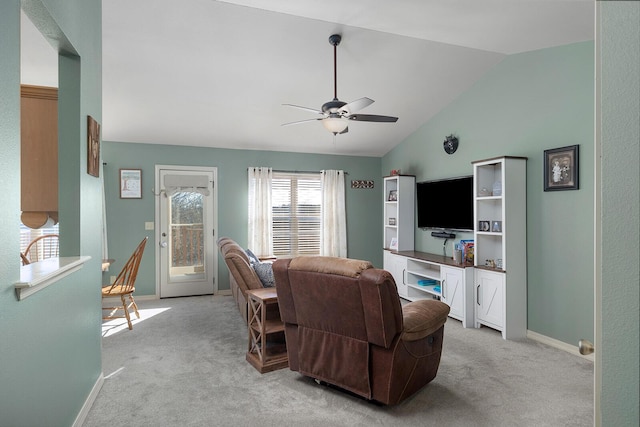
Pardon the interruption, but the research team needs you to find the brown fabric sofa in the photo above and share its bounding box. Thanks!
[217,237,264,322]
[273,256,450,405]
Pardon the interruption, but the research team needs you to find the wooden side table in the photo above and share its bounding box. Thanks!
[246,288,288,373]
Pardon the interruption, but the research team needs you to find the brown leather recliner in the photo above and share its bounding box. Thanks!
[273,256,450,405]
[217,237,264,322]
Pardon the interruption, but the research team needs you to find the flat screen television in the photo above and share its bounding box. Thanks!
[416,176,474,231]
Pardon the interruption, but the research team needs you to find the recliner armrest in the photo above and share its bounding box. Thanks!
[401,300,450,341]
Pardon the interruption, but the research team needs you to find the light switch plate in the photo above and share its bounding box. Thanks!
[145,221,154,230]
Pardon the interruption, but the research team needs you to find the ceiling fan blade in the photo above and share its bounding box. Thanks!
[339,97,374,114]
[282,104,324,115]
[281,118,323,127]
[348,114,398,123]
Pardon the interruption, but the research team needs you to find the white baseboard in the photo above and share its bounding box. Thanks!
[527,330,594,361]
[73,373,104,427]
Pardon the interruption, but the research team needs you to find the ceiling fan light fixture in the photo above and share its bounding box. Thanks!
[282,34,397,135]
[322,116,348,134]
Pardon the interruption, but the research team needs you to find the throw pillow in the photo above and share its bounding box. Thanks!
[245,248,260,265]
[253,262,275,288]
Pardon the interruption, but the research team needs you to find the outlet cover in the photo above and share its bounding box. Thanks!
[145,222,154,230]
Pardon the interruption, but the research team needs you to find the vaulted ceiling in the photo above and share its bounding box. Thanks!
[21,0,594,157]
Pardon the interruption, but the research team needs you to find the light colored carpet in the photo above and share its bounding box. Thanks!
[85,295,593,427]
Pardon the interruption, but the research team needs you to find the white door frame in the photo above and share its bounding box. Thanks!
[154,165,218,297]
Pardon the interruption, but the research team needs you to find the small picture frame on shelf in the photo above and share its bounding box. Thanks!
[388,218,396,226]
[389,237,398,250]
[478,220,490,232]
[388,189,398,201]
[492,221,502,232]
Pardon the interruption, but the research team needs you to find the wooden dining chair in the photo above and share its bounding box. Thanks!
[21,234,59,265]
[102,237,148,330]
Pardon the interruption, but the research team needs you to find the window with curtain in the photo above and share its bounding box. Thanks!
[272,172,322,257]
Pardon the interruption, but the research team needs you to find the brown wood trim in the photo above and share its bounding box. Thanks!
[21,85,58,100]
[392,250,475,268]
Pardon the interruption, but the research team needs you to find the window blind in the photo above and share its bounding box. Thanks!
[272,172,321,257]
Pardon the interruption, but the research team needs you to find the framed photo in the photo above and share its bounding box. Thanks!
[492,221,502,233]
[388,189,398,201]
[87,115,100,177]
[478,220,490,232]
[388,218,396,226]
[544,145,579,191]
[389,237,398,250]
[120,169,142,199]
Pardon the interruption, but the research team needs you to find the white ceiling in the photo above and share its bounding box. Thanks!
[21,0,594,157]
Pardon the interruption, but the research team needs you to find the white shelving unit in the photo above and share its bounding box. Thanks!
[473,156,527,339]
[382,175,415,252]
[382,174,475,327]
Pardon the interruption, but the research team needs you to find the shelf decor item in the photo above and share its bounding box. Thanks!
[389,237,398,250]
[492,180,502,196]
[544,145,579,191]
[388,218,396,226]
[492,221,502,232]
[388,189,398,201]
[479,220,490,232]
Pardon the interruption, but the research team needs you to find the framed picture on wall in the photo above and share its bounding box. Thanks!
[87,115,100,177]
[544,145,579,191]
[120,169,142,199]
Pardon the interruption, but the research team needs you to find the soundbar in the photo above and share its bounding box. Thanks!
[431,231,456,239]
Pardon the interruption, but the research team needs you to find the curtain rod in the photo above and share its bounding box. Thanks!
[248,168,348,175]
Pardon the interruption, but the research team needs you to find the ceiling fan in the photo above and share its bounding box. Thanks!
[282,34,398,135]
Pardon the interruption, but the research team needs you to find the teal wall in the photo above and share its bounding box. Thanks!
[382,41,595,346]
[598,1,640,424]
[0,1,103,426]
[102,142,382,296]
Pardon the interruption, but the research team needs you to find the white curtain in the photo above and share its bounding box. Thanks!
[247,167,273,256]
[321,170,347,257]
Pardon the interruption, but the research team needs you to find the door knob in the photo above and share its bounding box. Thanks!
[578,339,594,355]
[160,241,168,248]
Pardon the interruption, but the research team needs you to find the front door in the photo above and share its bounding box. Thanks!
[156,166,217,298]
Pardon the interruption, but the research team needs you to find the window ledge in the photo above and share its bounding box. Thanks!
[15,256,92,300]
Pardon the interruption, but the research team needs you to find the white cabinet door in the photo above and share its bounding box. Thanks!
[441,266,463,320]
[383,251,407,299]
[475,269,505,330]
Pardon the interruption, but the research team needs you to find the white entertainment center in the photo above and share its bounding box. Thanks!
[383,156,527,340]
